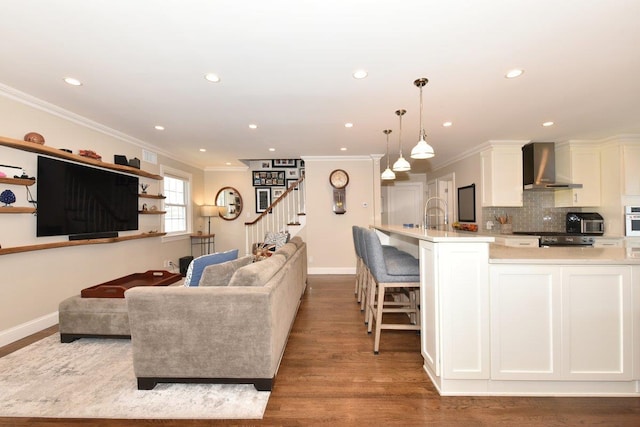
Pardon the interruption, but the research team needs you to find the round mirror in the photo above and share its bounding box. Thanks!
[215,187,242,221]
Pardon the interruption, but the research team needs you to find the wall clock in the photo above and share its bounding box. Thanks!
[329,169,349,214]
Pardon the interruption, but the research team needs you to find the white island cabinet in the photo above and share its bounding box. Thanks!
[491,265,632,382]
[374,225,640,397]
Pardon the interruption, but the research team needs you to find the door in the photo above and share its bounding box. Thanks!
[387,182,424,227]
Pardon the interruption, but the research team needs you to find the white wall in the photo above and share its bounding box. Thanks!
[0,93,203,345]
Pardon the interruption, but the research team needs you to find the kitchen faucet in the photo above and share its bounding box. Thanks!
[424,197,448,229]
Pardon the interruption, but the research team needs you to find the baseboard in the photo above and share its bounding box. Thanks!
[0,311,58,347]
[307,267,356,275]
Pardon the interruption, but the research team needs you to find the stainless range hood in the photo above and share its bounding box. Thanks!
[522,142,583,190]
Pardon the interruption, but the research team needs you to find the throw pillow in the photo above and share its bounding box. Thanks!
[264,231,289,249]
[227,254,286,287]
[184,249,239,287]
[199,255,254,286]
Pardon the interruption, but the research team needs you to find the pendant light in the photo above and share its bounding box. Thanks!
[392,109,411,172]
[410,78,435,159]
[381,129,396,180]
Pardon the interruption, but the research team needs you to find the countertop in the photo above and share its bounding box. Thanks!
[373,225,495,243]
[489,244,640,264]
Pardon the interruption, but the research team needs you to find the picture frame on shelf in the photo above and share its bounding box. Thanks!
[272,159,297,168]
[286,179,299,190]
[255,187,271,213]
[252,170,285,187]
[272,187,285,199]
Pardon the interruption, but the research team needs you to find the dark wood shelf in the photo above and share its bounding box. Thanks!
[0,232,167,256]
[0,135,162,180]
[0,206,36,214]
[139,193,166,199]
[0,177,36,186]
[138,210,166,215]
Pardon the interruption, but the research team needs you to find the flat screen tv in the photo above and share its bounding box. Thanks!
[36,156,139,238]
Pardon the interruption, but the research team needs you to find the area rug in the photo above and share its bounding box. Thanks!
[0,335,269,419]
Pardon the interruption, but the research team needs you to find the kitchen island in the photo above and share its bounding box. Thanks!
[373,225,640,396]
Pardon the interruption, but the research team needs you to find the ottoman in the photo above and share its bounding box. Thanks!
[58,295,130,343]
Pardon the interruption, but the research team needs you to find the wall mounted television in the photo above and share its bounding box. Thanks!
[36,156,139,239]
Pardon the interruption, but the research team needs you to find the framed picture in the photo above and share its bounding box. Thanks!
[252,170,285,186]
[286,179,299,190]
[300,168,305,177]
[272,159,297,168]
[272,187,285,199]
[260,161,272,169]
[255,187,271,213]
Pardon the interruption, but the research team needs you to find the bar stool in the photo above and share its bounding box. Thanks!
[362,228,420,354]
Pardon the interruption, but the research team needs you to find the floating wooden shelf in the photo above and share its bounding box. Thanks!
[139,193,166,199]
[0,177,36,186]
[138,210,166,215]
[0,232,167,256]
[0,135,163,180]
[0,206,36,214]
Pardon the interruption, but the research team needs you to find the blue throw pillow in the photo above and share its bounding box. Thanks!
[184,249,239,287]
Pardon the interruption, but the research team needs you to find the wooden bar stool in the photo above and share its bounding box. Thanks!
[362,228,420,354]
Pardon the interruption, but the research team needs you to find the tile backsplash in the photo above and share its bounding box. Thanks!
[482,191,580,233]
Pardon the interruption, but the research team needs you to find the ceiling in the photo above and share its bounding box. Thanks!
[2,0,640,172]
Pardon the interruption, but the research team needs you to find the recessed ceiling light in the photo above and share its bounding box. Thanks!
[340,147,347,151]
[505,69,524,79]
[344,123,353,128]
[352,70,368,79]
[199,148,206,152]
[154,125,165,131]
[225,162,232,166]
[442,121,453,127]
[204,73,221,83]
[63,77,82,86]
[542,121,555,127]
[269,148,276,152]
[248,124,258,129]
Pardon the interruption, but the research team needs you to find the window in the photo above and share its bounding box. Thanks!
[162,167,192,236]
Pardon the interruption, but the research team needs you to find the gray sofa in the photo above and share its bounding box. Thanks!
[125,236,307,391]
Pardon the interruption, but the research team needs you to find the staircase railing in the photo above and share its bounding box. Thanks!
[244,176,306,254]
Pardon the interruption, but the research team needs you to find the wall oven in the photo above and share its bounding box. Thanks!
[625,206,640,237]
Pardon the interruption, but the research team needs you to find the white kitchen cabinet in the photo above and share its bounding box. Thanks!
[623,144,640,195]
[593,237,624,248]
[554,142,601,207]
[561,266,632,380]
[490,266,562,380]
[481,143,523,207]
[490,264,633,382]
[493,236,539,247]
[420,240,490,385]
[633,266,640,380]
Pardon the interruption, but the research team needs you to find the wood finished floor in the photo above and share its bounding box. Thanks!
[1,274,639,426]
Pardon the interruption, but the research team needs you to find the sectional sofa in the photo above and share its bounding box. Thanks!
[125,236,307,391]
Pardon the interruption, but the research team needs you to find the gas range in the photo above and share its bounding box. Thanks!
[512,232,595,247]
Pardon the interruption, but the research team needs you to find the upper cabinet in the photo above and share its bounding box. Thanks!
[554,142,601,207]
[623,144,640,195]
[481,143,524,207]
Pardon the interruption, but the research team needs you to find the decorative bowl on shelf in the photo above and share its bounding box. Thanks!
[23,132,45,144]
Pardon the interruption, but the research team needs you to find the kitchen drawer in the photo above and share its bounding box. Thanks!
[494,236,539,247]
[593,238,624,248]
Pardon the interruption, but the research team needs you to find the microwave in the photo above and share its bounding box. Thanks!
[566,212,604,235]
[625,206,640,237]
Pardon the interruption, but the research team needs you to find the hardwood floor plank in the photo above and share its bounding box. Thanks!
[1,275,639,426]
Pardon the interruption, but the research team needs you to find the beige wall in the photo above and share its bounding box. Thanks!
[303,157,380,274]
[0,94,203,345]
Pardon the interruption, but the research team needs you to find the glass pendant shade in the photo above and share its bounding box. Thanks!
[411,78,435,159]
[392,109,411,172]
[381,129,396,180]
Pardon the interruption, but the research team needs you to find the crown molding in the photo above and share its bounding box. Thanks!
[0,83,201,170]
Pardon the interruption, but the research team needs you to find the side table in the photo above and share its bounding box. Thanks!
[191,233,215,256]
